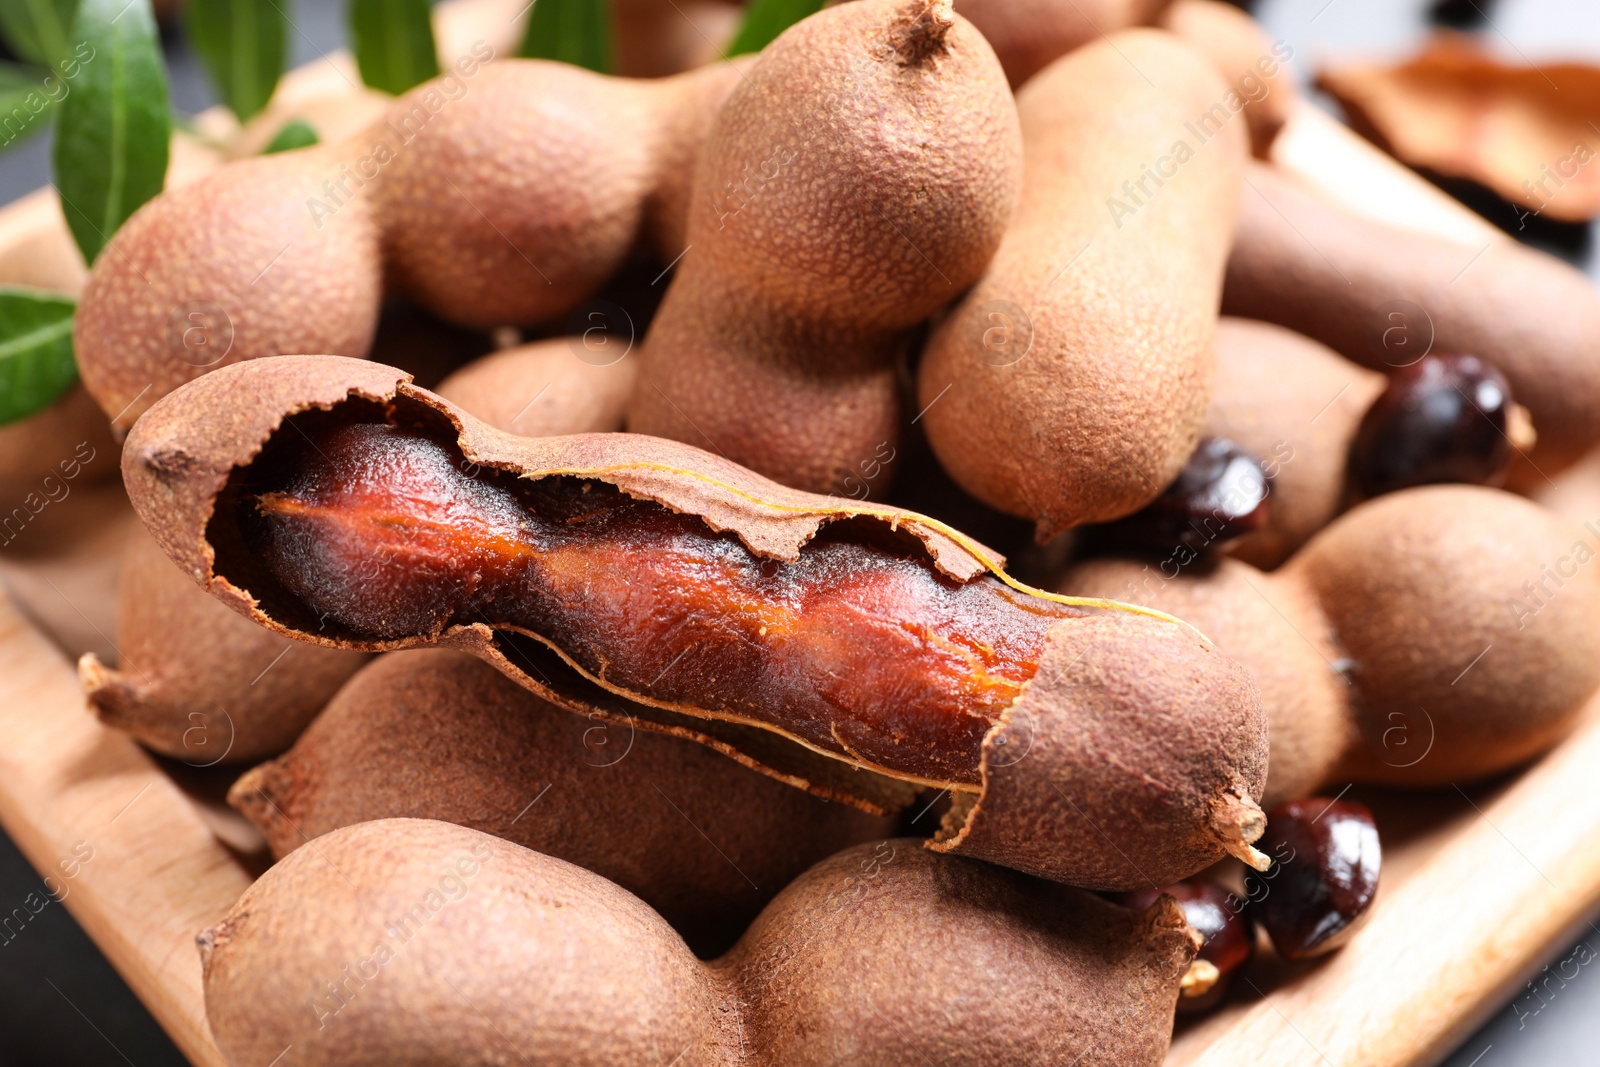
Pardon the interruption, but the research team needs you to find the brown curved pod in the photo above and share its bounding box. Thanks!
[433,338,637,436]
[953,0,1173,88]
[74,147,385,434]
[1225,160,1600,475]
[201,819,1199,1066]
[1062,485,1600,803]
[1209,318,1385,569]
[1159,0,1295,157]
[629,0,1020,495]
[79,528,368,764]
[0,386,118,496]
[372,60,741,328]
[1065,555,1353,808]
[231,649,892,955]
[918,30,1247,540]
[1287,486,1600,786]
[72,58,743,431]
[121,355,1268,889]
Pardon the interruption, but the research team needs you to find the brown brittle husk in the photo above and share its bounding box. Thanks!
[1318,34,1600,222]
[230,648,893,956]
[123,355,1268,890]
[200,819,1199,1066]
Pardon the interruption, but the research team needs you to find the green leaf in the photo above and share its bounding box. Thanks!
[185,0,286,120]
[726,0,822,56]
[348,0,439,95]
[0,62,54,152]
[263,116,317,153]
[0,0,79,67]
[517,0,611,73]
[53,0,170,265]
[0,288,78,426]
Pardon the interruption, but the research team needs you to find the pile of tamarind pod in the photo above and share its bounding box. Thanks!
[229,649,894,956]
[1125,317,1531,569]
[200,818,1199,1067]
[1062,484,1600,807]
[73,47,745,432]
[1225,159,1600,477]
[122,353,1272,890]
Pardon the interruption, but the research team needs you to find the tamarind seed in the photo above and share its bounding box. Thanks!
[1093,437,1270,553]
[1349,354,1516,497]
[1244,798,1380,961]
[1123,880,1255,1012]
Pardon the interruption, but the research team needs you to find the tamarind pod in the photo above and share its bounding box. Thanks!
[433,338,639,437]
[75,147,383,434]
[918,30,1247,540]
[372,59,743,328]
[230,649,893,956]
[79,529,368,764]
[122,354,1269,889]
[1224,160,1600,475]
[73,58,743,432]
[1062,485,1600,804]
[953,0,1173,88]
[1159,0,1295,158]
[1208,317,1385,570]
[200,819,1198,1066]
[629,0,1021,496]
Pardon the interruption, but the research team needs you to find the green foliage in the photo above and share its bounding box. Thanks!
[186,0,288,120]
[349,0,440,95]
[0,288,79,426]
[517,0,611,73]
[727,0,822,56]
[263,116,318,153]
[53,0,170,265]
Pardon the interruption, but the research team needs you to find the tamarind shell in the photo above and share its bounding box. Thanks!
[918,30,1246,539]
[1288,485,1600,785]
[1209,317,1385,569]
[75,148,384,433]
[80,527,369,764]
[231,649,893,955]
[1061,555,1353,809]
[432,338,638,437]
[953,0,1174,87]
[629,0,1021,495]
[122,355,1268,888]
[1225,160,1600,475]
[200,819,1198,1066]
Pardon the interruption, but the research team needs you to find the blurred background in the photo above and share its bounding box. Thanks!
[0,0,1595,1063]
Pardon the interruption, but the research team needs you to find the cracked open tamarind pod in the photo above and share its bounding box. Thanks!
[200,819,1201,1066]
[1224,161,1600,477]
[918,30,1247,540]
[74,54,745,432]
[230,649,893,956]
[1062,485,1600,807]
[629,0,1021,495]
[122,355,1269,889]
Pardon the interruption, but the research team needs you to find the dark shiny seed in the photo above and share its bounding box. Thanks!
[1095,437,1270,553]
[1246,798,1381,962]
[1350,354,1514,496]
[1123,881,1255,1012]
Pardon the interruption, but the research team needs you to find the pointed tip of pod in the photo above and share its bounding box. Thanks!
[889,0,955,65]
[1211,787,1271,871]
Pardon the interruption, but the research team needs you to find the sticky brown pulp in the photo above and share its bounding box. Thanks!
[246,423,1079,783]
